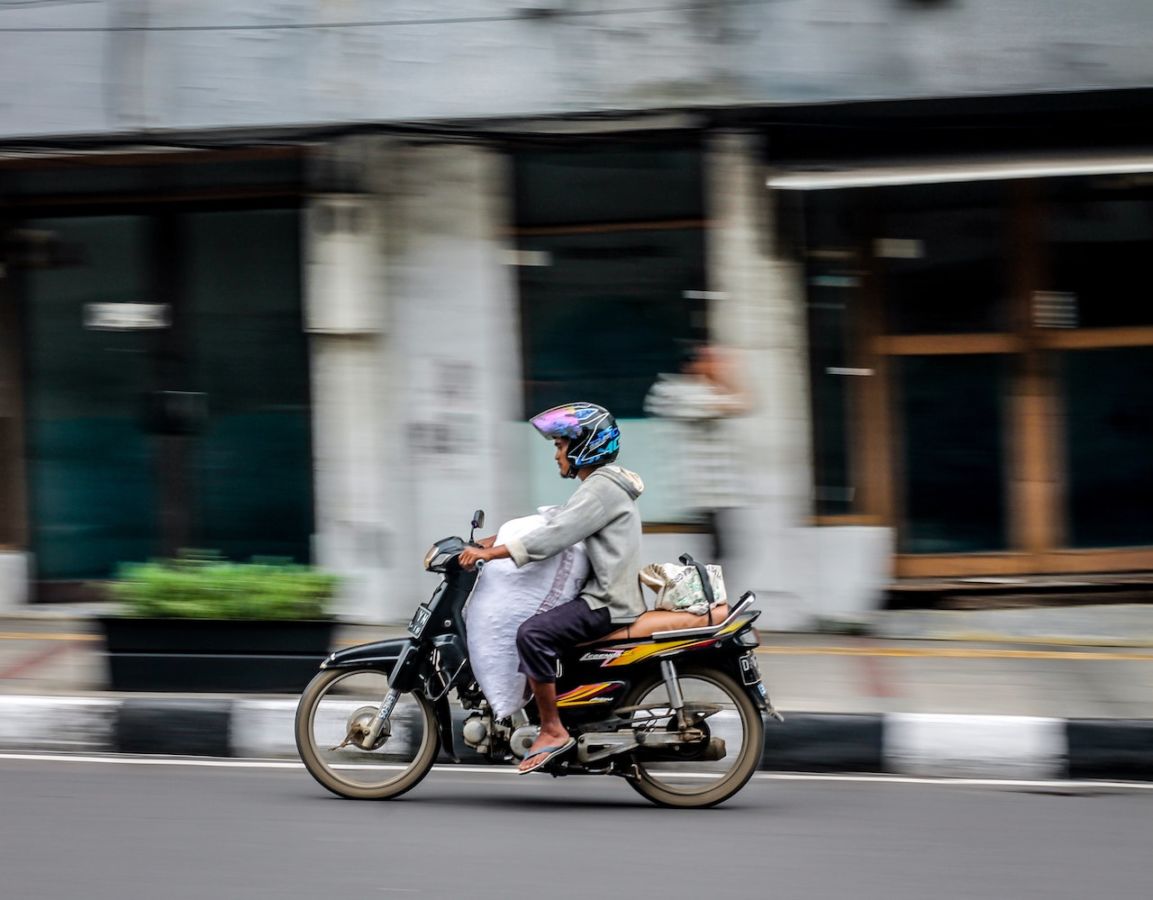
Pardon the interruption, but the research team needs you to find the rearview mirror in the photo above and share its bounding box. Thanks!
[471,510,485,530]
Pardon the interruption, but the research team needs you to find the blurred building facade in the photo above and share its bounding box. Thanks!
[2,1,1153,623]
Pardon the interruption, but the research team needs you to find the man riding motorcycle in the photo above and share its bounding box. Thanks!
[459,402,645,774]
[296,399,775,806]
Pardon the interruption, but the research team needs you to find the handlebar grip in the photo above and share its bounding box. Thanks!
[474,558,486,571]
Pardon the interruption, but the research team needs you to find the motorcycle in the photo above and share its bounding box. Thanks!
[295,510,782,808]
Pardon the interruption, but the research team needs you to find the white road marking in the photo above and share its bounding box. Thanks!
[0,752,1151,790]
[0,753,304,768]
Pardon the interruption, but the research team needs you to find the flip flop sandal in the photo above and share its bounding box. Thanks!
[517,737,576,775]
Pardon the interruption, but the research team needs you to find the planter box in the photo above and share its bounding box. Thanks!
[99,617,335,692]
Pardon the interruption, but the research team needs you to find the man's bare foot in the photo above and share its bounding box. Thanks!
[518,728,573,773]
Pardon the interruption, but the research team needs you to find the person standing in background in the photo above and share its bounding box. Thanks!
[644,342,750,564]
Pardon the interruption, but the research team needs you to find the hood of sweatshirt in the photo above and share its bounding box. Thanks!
[593,464,645,499]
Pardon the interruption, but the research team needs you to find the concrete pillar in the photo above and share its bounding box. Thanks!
[376,142,525,622]
[310,333,392,621]
[705,131,816,628]
[308,140,522,623]
[305,138,393,622]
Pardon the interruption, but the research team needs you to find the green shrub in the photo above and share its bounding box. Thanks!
[111,552,338,620]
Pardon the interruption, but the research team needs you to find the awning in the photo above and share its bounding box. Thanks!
[766,152,1153,190]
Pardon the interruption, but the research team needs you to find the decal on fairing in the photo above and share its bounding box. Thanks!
[602,638,709,666]
[579,649,624,663]
[556,682,626,707]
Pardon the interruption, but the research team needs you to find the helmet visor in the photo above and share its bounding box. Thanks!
[529,404,591,440]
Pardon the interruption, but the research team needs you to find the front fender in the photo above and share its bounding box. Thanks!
[320,636,412,673]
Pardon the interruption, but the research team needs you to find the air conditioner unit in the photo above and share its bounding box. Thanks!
[304,195,384,334]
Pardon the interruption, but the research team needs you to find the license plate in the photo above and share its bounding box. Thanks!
[739,652,762,687]
[407,606,431,638]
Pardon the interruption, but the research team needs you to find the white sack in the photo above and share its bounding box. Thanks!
[464,511,589,719]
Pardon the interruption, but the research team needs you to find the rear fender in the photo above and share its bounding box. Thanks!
[714,636,775,715]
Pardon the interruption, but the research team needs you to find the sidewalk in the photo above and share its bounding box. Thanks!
[2,604,1152,780]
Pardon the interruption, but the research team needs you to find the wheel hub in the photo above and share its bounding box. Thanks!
[335,705,391,751]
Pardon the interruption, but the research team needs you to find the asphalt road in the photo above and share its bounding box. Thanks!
[1,757,1151,900]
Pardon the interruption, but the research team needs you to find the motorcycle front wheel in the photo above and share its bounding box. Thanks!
[620,665,764,809]
[295,667,439,800]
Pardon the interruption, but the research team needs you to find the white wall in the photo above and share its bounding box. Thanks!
[3,1,1153,138]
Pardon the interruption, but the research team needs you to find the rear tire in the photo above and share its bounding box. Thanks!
[295,667,439,800]
[620,665,764,809]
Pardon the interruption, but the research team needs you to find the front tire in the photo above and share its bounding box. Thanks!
[295,667,439,800]
[620,665,764,809]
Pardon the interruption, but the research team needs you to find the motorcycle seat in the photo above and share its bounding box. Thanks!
[579,594,756,647]
[596,606,731,643]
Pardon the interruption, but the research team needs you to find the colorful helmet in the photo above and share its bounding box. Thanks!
[530,402,621,477]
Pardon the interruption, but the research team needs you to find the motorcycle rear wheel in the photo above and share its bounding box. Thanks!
[295,667,439,800]
[620,665,764,809]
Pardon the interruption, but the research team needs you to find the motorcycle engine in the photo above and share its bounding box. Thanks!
[509,724,540,759]
[461,713,490,753]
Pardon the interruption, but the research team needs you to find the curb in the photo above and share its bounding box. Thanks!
[2,696,1152,781]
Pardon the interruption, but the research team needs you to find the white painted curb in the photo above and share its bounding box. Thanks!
[0,696,117,753]
[231,700,298,758]
[885,713,1065,780]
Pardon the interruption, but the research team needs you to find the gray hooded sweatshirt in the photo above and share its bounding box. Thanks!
[504,465,646,624]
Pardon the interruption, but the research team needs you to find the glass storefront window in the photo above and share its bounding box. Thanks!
[518,227,705,418]
[897,354,1008,554]
[805,177,1153,569]
[878,203,1008,334]
[187,209,314,563]
[1043,187,1153,328]
[803,191,863,516]
[23,207,313,581]
[25,216,159,579]
[807,268,858,516]
[1063,347,1153,547]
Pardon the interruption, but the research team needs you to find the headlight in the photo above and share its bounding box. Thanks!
[422,536,466,573]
